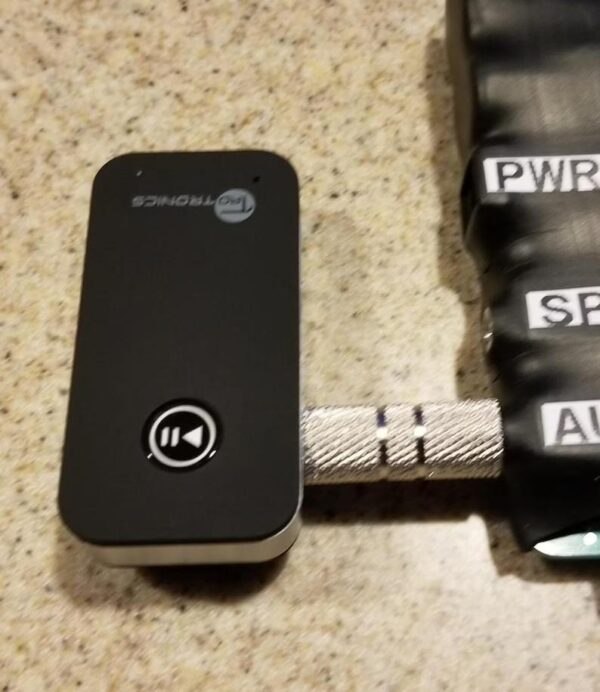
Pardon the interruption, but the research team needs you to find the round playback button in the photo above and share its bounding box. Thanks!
[145,402,219,469]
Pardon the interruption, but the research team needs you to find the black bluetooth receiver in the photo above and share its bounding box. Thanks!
[59,151,301,565]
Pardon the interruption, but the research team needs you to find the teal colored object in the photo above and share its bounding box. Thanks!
[535,532,600,560]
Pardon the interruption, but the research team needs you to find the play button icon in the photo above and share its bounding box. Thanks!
[182,426,203,448]
[145,402,219,469]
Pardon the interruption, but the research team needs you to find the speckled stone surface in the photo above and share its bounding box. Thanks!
[2,1,600,690]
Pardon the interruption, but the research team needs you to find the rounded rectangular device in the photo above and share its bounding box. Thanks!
[59,151,301,565]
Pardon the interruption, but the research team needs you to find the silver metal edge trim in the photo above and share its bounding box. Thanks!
[84,511,301,566]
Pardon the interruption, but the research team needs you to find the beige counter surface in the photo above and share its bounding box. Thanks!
[1,1,600,690]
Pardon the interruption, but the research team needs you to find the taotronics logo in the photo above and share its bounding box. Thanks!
[131,188,256,223]
[132,195,216,208]
[483,155,600,193]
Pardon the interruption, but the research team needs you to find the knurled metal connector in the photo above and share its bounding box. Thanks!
[302,400,503,484]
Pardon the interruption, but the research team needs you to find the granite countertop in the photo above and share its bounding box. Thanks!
[2,1,600,690]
